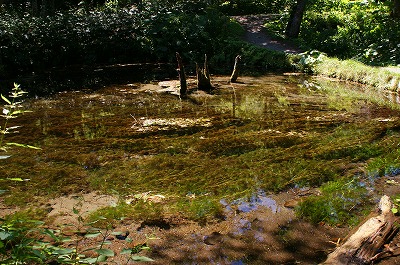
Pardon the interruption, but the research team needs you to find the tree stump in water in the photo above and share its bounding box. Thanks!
[322,195,400,265]
[176,52,187,97]
[230,55,241,83]
[196,54,213,92]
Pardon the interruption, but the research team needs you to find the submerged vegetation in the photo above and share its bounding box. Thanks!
[1,76,400,227]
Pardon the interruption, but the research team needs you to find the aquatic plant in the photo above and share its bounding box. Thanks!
[296,177,371,226]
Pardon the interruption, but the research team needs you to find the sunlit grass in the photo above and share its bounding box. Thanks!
[315,57,400,92]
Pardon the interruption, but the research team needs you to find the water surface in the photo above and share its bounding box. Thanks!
[1,74,399,218]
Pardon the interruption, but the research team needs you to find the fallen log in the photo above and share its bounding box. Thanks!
[322,195,399,265]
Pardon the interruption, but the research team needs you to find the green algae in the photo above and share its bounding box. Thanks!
[1,75,400,223]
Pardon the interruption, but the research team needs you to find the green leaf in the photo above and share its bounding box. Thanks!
[1,94,11,105]
[72,207,79,214]
[79,257,98,264]
[6,142,41,149]
[120,248,132,255]
[84,232,101,238]
[43,229,58,240]
[52,248,75,255]
[95,248,114,257]
[32,249,46,259]
[131,255,154,262]
[0,231,12,240]
[392,208,398,214]
[2,178,24,182]
[96,255,108,262]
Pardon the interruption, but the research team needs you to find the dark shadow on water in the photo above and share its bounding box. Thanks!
[0,63,177,96]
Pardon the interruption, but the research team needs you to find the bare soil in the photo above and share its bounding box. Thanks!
[232,14,303,54]
[2,174,399,264]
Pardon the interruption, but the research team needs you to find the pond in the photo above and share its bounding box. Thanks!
[1,74,400,264]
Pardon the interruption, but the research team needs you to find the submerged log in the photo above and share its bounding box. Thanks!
[322,195,400,265]
[196,54,213,92]
[230,55,241,83]
[176,52,187,97]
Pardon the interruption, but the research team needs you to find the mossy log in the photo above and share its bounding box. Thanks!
[230,55,241,83]
[176,52,187,97]
[196,54,213,92]
[322,195,400,265]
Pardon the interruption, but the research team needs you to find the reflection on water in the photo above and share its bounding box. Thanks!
[221,189,279,214]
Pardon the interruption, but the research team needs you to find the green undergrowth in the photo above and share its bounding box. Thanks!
[264,1,400,66]
[313,57,400,92]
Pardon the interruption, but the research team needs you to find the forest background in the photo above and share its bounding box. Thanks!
[0,0,399,95]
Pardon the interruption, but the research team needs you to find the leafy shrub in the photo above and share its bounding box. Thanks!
[0,4,240,78]
[217,0,289,15]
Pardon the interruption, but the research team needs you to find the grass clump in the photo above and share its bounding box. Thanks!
[296,177,371,226]
[314,57,400,92]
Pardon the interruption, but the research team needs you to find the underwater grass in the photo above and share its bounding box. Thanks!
[296,177,372,226]
[1,75,400,224]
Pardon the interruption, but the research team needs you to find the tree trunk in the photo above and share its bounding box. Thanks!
[393,0,400,18]
[230,55,241,83]
[285,0,308,38]
[31,0,39,16]
[176,52,187,98]
[196,54,213,92]
[322,195,400,265]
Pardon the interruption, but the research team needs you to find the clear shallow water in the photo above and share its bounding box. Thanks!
[2,74,400,264]
[1,74,400,213]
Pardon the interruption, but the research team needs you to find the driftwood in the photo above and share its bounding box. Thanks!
[322,195,400,265]
[196,54,213,92]
[230,55,241,83]
[176,52,187,97]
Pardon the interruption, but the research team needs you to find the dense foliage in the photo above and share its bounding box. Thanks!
[0,3,230,76]
[0,1,293,84]
[1,0,397,83]
[266,0,400,66]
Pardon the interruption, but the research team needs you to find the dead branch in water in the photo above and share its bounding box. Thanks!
[230,55,241,83]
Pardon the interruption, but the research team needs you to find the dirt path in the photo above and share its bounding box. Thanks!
[232,14,303,54]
